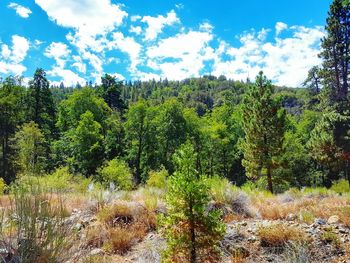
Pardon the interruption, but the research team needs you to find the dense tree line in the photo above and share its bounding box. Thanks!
[0,0,349,193]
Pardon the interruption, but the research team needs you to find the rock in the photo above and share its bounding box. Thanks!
[240,222,247,226]
[314,218,327,226]
[74,222,83,231]
[286,213,297,221]
[327,215,340,224]
[247,235,257,242]
[339,227,349,234]
[89,248,104,256]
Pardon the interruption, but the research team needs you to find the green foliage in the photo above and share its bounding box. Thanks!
[98,158,133,190]
[69,111,104,175]
[13,121,46,176]
[0,178,7,194]
[205,175,238,204]
[160,142,225,263]
[146,166,168,189]
[241,72,286,193]
[331,179,350,194]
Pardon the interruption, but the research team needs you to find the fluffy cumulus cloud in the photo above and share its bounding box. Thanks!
[7,0,325,87]
[212,24,324,86]
[45,42,71,68]
[146,30,214,79]
[0,35,30,75]
[8,2,32,18]
[141,10,180,41]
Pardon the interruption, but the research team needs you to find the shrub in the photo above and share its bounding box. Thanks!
[14,167,92,194]
[146,166,168,189]
[0,183,71,262]
[302,187,333,198]
[258,224,309,248]
[160,142,226,263]
[206,175,238,204]
[0,178,7,194]
[331,179,350,194]
[321,227,341,247]
[98,158,133,190]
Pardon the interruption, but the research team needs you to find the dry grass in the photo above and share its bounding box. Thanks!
[85,201,156,255]
[258,224,310,247]
[252,195,350,226]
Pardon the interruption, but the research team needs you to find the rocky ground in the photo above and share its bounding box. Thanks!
[64,205,350,263]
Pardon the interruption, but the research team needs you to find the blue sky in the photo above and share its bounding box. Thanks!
[0,0,331,87]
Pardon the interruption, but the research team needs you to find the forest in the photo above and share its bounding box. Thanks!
[0,0,349,262]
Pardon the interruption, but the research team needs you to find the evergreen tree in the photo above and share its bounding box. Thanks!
[100,74,126,113]
[0,77,26,182]
[241,72,286,193]
[161,142,225,263]
[319,0,350,103]
[27,68,56,139]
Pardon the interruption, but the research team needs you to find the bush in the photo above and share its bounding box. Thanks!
[98,158,133,190]
[13,167,92,194]
[331,179,350,194]
[258,224,310,248]
[0,178,7,194]
[146,166,168,189]
[206,175,238,204]
[321,227,340,247]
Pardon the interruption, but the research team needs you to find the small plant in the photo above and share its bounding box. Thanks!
[321,227,341,247]
[160,142,226,263]
[146,166,168,189]
[98,158,133,190]
[299,210,315,224]
[331,179,350,194]
[258,224,309,248]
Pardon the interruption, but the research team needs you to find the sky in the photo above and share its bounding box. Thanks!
[0,0,332,87]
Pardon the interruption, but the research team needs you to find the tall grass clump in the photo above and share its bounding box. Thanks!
[331,179,350,194]
[0,181,72,263]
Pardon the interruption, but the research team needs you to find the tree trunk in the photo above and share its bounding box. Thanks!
[267,165,273,194]
[189,199,196,263]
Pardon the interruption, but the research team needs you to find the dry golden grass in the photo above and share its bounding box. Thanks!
[85,201,156,255]
[252,195,350,226]
[258,224,310,247]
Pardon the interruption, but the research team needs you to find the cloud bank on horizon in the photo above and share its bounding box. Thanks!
[0,0,328,87]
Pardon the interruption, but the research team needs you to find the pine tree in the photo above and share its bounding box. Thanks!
[27,68,56,139]
[319,0,350,103]
[241,72,286,193]
[100,74,126,113]
[161,142,225,263]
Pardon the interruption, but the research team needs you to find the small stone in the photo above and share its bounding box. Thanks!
[240,222,247,226]
[89,248,104,256]
[314,218,327,226]
[247,235,256,242]
[286,213,297,221]
[74,223,83,231]
[327,215,340,224]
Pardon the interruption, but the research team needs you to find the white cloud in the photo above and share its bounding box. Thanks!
[130,15,141,22]
[8,3,32,18]
[141,10,180,41]
[72,55,86,74]
[44,42,71,68]
[199,22,214,32]
[146,30,213,79]
[111,73,125,80]
[175,3,184,9]
[212,23,324,86]
[108,32,142,72]
[48,66,85,86]
[0,35,30,76]
[275,22,288,35]
[35,0,127,37]
[129,25,142,35]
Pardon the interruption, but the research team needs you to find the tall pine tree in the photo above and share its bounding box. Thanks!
[241,72,286,193]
